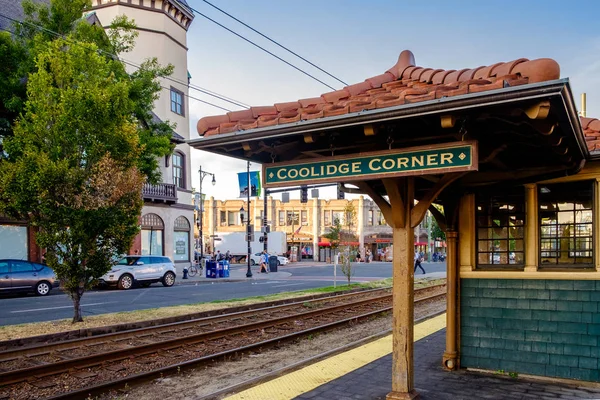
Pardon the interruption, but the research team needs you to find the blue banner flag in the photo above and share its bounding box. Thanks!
[238,171,261,197]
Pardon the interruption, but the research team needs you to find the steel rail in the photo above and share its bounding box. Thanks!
[0,287,398,361]
[48,292,446,400]
[0,293,396,384]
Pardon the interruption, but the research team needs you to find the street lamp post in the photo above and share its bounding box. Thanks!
[244,161,252,278]
[198,166,216,266]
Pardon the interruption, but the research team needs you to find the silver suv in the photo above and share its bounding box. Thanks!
[99,255,176,290]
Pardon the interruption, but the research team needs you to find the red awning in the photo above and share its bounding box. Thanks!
[318,242,331,247]
[414,242,428,246]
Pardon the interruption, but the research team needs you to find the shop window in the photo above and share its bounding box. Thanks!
[324,211,330,226]
[279,210,285,226]
[476,190,525,266]
[227,211,239,226]
[0,224,27,259]
[301,210,308,224]
[332,211,343,225]
[141,213,164,255]
[539,181,594,266]
[368,210,374,226]
[173,216,190,262]
[172,152,185,189]
[220,211,226,226]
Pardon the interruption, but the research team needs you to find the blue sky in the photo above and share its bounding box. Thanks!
[184,0,600,199]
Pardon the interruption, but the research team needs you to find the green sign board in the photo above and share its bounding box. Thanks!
[263,141,478,188]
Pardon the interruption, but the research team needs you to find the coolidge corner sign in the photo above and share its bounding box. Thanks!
[263,141,478,188]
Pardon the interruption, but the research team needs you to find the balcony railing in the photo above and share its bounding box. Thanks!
[143,183,177,203]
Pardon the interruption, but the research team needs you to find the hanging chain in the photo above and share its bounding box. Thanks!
[387,135,394,150]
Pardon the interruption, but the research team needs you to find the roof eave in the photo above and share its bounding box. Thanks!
[189,79,584,158]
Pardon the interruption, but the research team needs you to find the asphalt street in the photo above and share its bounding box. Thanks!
[0,261,446,326]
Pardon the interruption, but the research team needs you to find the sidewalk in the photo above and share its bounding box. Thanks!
[175,264,291,285]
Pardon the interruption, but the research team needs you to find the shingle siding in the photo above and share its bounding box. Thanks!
[461,278,600,382]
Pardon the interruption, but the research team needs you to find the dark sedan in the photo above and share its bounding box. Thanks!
[0,259,60,296]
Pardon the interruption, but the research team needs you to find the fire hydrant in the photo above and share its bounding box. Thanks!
[182,267,189,279]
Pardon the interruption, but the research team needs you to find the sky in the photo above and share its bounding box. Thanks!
[183,0,600,200]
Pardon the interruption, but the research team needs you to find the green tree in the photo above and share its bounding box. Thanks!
[0,0,175,322]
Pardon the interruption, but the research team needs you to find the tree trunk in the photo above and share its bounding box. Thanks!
[71,287,84,323]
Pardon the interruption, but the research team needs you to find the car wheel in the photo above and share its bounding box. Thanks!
[250,259,256,266]
[140,282,152,288]
[35,281,51,296]
[162,271,175,287]
[117,274,133,290]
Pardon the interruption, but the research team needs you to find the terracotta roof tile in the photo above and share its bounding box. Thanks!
[581,117,600,152]
[197,49,562,137]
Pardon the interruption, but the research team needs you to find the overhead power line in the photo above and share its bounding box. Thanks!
[0,12,244,111]
[199,0,348,87]
[187,5,338,91]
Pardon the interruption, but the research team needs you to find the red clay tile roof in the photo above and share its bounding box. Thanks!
[581,117,600,152]
[197,50,561,137]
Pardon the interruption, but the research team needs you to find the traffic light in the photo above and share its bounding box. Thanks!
[337,183,345,200]
[300,185,308,203]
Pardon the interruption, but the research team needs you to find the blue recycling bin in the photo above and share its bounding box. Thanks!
[218,260,230,278]
[205,261,217,278]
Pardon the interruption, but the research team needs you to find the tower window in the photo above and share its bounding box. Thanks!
[170,87,184,116]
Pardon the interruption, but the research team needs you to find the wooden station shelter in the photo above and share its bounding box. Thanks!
[190,50,600,399]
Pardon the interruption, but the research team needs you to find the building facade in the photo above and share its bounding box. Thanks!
[92,0,196,268]
[198,196,438,262]
[0,0,196,268]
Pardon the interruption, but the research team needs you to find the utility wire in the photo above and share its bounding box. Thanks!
[0,12,246,110]
[187,6,338,91]
[199,0,348,87]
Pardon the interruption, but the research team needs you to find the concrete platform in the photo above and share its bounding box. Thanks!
[222,314,600,400]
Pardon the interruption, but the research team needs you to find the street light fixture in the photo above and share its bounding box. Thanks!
[198,166,216,266]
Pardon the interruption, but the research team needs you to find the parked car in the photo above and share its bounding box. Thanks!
[249,252,289,266]
[98,255,176,290]
[0,259,59,296]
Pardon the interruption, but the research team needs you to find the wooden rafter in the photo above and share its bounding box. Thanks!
[383,178,406,228]
[410,173,466,228]
[428,204,446,232]
[354,181,392,223]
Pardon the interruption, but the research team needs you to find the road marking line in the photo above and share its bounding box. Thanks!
[224,313,446,400]
[10,302,117,313]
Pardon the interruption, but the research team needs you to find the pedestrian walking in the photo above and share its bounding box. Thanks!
[414,252,426,274]
[260,250,269,273]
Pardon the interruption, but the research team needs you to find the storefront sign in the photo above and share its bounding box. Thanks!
[263,141,477,187]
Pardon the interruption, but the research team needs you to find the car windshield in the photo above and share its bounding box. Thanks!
[117,257,139,266]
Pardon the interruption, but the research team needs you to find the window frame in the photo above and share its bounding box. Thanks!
[538,180,594,268]
[170,87,185,116]
[172,151,185,189]
[475,189,525,269]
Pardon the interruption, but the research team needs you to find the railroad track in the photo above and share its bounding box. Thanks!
[0,284,445,400]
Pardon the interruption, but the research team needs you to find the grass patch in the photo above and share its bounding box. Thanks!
[0,277,444,342]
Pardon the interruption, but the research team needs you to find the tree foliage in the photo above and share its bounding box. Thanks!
[0,0,176,322]
[322,203,358,284]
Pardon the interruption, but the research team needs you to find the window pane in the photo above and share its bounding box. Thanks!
[173,231,189,261]
[11,261,32,273]
[538,180,594,266]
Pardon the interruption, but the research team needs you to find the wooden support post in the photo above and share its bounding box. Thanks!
[386,178,419,400]
[524,184,537,272]
[442,230,458,370]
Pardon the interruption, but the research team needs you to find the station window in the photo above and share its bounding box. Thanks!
[476,190,525,267]
[538,180,594,267]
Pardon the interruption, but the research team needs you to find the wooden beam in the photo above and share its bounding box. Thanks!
[460,166,568,184]
[383,178,406,228]
[364,124,377,136]
[480,145,507,164]
[441,115,456,129]
[355,181,392,224]
[524,101,550,120]
[410,173,466,228]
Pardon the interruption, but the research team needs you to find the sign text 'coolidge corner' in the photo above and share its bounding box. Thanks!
[263,141,478,188]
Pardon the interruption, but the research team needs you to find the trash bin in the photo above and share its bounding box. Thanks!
[268,255,278,272]
[206,260,217,278]
[218,260,230,278]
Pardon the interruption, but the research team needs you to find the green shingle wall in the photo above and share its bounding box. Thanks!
[461,279,600,382]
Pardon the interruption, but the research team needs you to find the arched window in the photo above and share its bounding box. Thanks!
[141,213,164,255]
[173,216,190,262]
[172,151,185,189]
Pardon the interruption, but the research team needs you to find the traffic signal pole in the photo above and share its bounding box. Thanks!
[263,186,268,252]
